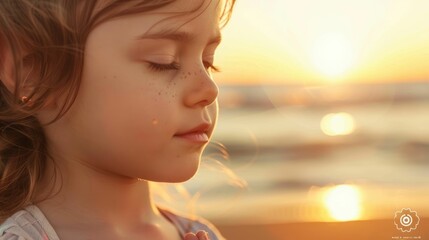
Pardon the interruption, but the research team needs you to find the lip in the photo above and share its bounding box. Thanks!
[174,132,209,143]
[175,123,211,136]
[174,123,211,143]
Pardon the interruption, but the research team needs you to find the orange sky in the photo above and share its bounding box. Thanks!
[215,0,429,85]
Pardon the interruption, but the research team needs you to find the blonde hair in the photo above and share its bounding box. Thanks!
[0,0,236,222]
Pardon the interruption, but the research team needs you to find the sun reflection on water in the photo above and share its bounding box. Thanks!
[320,112,356,136]
[324,184,361,221]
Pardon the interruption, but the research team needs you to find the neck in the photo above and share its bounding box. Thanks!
[33,153,164,232]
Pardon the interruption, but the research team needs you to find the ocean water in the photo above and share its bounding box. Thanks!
[181,83,429,224]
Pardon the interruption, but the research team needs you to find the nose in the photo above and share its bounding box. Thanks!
[183,66,219,108]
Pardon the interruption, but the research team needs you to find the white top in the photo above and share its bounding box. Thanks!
[0,205,225,240]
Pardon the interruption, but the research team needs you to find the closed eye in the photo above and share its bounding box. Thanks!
[147,62,180,72]
[146,61,221,73]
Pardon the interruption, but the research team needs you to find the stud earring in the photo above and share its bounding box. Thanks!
[20,96,33,106]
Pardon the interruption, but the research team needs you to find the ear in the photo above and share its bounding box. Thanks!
[0,35,37,97]
[1,36,60,113]
[0,35,16,93]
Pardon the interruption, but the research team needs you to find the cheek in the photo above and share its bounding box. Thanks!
[106,92,173,140]
[73,61,180,158]
[77,90,175,168]
[117,87,181,154]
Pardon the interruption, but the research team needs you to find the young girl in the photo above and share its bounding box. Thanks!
[0,0,236,239]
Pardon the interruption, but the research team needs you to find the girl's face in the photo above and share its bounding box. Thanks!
[42,0,223,182]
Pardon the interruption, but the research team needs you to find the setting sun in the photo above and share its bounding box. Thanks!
[216,0,429,85]
[310,33,355,79]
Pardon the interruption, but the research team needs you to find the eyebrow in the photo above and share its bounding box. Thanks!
[136,30,222,45]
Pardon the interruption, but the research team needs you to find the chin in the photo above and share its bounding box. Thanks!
[149,164,200,183]
[170,166,199,183]
[165,175,194,183]
[153,172,196,183]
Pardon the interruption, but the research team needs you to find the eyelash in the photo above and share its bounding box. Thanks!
[147,61,221,73]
